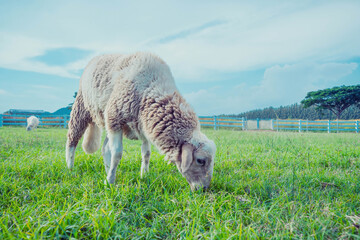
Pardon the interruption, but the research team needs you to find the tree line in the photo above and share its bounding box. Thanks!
[225,104,360,120]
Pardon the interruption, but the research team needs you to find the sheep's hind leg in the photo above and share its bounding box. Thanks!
[140,139,151,178]
[101,136,111,174]
[66,93,91,169]
[106,130,123,184]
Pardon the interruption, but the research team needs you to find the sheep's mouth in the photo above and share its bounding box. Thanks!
[190,186,209,192]
[189,182,210,192]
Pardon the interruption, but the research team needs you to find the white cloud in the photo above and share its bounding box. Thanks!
[1,1,360,114]
[184,89,218,115]
[256,62,358,104]
[184,87,256,115]
[0,32,81,78]
[0,89,8,95]
[155,2,360,81]
[184,62,358,115]
[0,1,359,81]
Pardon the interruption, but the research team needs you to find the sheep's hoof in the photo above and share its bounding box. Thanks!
[103,179,113,188]
[140,171,149,179]
[140,165,149,178]
[104,178,115,185]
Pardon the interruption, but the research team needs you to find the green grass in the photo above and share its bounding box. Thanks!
[0,127,359,239]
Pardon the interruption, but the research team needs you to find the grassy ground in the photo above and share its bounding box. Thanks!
[0,127,359,239]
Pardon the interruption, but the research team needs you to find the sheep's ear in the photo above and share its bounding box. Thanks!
[181,143,194,173]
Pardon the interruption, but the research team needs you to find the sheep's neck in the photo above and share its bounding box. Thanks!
[140,92,199,161]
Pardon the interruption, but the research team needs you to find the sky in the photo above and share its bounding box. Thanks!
[1,0,360,115]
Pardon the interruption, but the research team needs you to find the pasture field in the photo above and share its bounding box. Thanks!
[0,127,359,239]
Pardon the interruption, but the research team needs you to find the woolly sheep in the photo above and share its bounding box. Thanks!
[26,116,39,131]
[65,52,216,191]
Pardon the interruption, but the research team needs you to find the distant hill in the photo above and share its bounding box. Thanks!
[4,109,51,115]
[52,107,71,115]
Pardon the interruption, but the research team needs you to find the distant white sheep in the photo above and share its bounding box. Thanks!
[66,52,216,190]
[26,116,39,131]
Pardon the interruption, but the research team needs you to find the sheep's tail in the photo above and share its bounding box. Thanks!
[82,123,102,154]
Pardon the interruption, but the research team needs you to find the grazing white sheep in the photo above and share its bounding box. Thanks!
[26,116,40,131]
[66,52,216,190]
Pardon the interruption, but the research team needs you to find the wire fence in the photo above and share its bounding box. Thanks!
[0,114,359,133]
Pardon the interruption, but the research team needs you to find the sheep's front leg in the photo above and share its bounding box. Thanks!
[141,139,151,178]
[101,136,111,174]
[106,131,123,184]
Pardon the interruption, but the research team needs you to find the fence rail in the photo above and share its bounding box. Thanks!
[273,119,359,133]
[199,116,245,130]
[198,116,360,133]
[0,114,359,133]
[0,114,69,128]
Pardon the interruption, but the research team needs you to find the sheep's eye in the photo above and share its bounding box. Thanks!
[196,158,206,166]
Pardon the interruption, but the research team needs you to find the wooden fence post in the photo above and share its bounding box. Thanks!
[306,120,309,132]
[256,118,259,130]
[242,117,246,130]
[271,119,274,130]
[213,116,217,130]
[66,115,70,128]
[0,114,2,127]
[328,120,331,133]
[276,119,279,132]
[356,120,359,133]
[299,119,302,133]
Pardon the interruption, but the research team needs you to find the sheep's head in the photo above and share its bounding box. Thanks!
[175,132,216,191]
[26,126,32,131]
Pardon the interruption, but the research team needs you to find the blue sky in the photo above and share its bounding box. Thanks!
[1,0,360,115]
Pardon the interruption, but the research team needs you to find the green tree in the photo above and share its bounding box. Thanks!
[301,85,360,119]
[67,92,78,110]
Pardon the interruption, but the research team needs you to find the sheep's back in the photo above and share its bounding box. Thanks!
[79,53,178,128]
[80,54,126,126]
[27,116,39,126]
